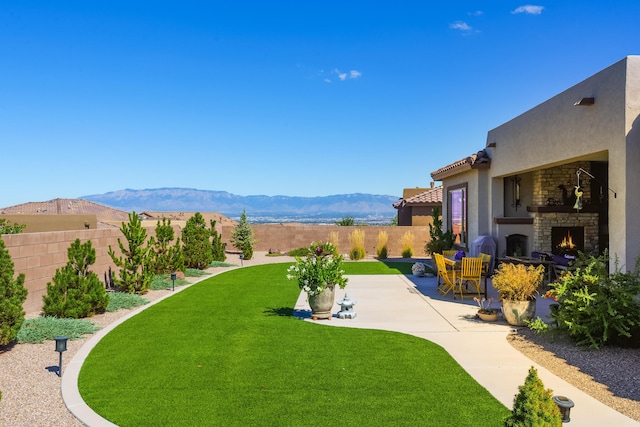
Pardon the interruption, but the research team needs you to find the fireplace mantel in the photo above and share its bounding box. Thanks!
[527,205,600,214]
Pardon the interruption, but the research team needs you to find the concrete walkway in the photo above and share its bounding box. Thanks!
[294,274,640,426]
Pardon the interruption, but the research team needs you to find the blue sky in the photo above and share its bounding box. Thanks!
[2,1,640,207]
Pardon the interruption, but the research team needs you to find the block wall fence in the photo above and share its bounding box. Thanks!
[2,224,430,314]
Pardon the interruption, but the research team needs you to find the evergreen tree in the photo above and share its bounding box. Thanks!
[0,239,27,345]
[0,219,26,234]
[504,366,562,427]
[425,206,456,255]
[42,239,109,318]
[108,212,153,294]
[150,218,185,274]
[230,210,256,260]
[210,220,226,262]
[182,212,214,269]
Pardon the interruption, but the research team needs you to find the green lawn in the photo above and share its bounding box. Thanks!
[79,263,508,426]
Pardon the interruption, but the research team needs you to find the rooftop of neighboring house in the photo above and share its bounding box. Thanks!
[393,185,443,208]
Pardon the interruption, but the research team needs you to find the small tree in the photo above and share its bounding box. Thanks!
[0,238,27,345]
[230,210,256,260]
[210,220,227,262]
[150,218,185,274]
[0,219,26,234]
[504,366,562,427]
[425,206,455,255]
[108,212,153,294]
[335,216,355,226]
[182,212,214,269]
[42,239,109,318]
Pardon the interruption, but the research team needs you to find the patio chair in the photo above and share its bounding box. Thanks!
[434,253,457,297]
[456,257,483,300]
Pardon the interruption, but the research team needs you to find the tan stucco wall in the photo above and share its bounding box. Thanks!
[483,56,640,268]
[1,214,97,232]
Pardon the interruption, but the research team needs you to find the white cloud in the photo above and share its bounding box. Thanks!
[349,70,362,79]
[468,11,483,17]
[331,68,361,81]
[323,78,331,83]
[512,5,544,15]
[449,21,472,31]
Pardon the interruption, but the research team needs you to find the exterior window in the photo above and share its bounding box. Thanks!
[448,184,467,247]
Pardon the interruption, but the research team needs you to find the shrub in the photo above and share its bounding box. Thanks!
[504,366,562,426]
[400,231,414,258]
[376,231,389,259]
[182,212,214,269]
[108,212,153,294]
[348,229,366,260]
[288,247,309,257]
[550,251,640,348]
[230,210,256,260]
[150,218,185,275]
[210,220,227,262]
[150,274,190,291]
[106,292,150,312]
[16,316,100,343]
[42,239,110,318]
[335,216,355,226]
[0,238,27,345]
[0,218,26,234]
[424,206,455,255]
[491,262,544,301]
[328,231,340,253]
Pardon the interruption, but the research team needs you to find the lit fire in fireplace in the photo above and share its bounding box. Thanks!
[558,230,577,250]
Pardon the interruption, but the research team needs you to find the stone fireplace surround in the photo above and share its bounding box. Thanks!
[530,161,600,254]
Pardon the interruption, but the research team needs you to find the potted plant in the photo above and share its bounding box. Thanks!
[473,297,499,321]
[287,241,348,320]
[491,262,544,326]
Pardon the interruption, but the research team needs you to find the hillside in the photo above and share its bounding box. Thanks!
[81,188,400,223]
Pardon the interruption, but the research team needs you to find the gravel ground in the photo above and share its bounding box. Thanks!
[1,253,639,425]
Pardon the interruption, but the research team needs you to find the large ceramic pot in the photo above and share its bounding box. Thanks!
[308,285,336,320]
[502,300,536,326]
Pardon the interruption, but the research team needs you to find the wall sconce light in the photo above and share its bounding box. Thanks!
[54,336,68,377]
[170,272,177,291]
[511,175,521,210]
[574,97,595,106]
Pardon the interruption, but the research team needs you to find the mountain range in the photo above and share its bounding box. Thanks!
[81,188,400,223]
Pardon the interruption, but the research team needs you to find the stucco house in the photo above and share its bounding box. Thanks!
[393,184,442,226]
[431,56,640,271]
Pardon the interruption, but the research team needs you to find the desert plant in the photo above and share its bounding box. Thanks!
[491,262,544,301]
[150,218,185,275]
[504,366,562,426]
[182,212,214,269]
[108,212,153,294]
[0,219,26,234]
[424,206,455,255]
[550,251,640,348]
[0,238,27,345]
[328,231,340,253]
[348,228,366,260]
[230,210,256,260]
[210,220,227,262]
[16,316,100,343]
[376,231,389,259]
[400,230,414,258]
[106,292,150,312]
[335,216,355,226]
[42,239,110,318]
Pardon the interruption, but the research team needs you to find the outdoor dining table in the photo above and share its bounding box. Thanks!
[445,256,489,299]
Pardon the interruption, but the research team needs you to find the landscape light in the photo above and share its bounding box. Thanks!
[171,272,177,291]
[54,336,68,377]
[239,253,244,267]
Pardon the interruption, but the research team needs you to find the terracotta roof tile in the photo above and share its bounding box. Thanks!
[430,149,491,180]
[0,198,131,222]
[393,186,442,208]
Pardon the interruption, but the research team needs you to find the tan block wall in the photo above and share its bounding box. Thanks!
[221,224,430,258]
[2,214,98,232]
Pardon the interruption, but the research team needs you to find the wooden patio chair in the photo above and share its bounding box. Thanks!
[434,253,457,297]
[456,257,483,300]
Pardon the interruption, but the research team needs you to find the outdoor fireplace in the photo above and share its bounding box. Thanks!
[551,227,584,256]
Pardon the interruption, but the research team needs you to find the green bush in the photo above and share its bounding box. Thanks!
[106,292,150,312]
[109,212,153,294]
[377,246,388,259]
[150,274,190,290]
[550,251,640,348]
[401,247,413,258]
[230,210,256,260]
[182,212,214,270]
[0,239,27,345]
[504,366,562,426]
[17,316,100,343]
[288,247,309,257]
[425,206,455,255]
[43,239,109,319]
[150,218,185,275]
